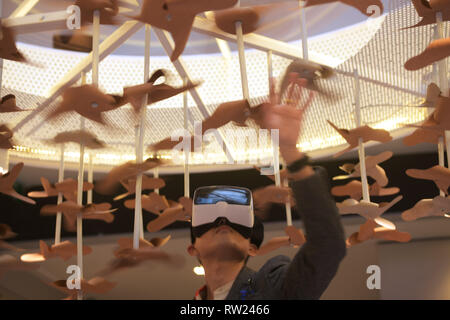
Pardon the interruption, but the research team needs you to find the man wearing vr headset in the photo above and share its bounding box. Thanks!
[188,77,346,300]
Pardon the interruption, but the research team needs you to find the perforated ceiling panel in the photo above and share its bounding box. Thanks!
[1,0,448,169]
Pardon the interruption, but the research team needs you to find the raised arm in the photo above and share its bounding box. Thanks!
[280,149,346,299]
[251,75,346,299]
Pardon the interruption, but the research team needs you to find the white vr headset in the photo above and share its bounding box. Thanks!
[192,186,254,238]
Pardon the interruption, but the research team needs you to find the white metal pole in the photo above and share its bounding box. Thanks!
[55,144,65,245]
[236,21,250,101]
[76,72,87,301]
[299,1,308,60]
[267,50,291,225]
[134,24,151,248]
[87,153,93,204]
[183,77,190,198]
[154,167,159,194]
[354,69,370,202]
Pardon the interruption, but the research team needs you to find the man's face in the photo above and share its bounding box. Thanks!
[188,224,256,262]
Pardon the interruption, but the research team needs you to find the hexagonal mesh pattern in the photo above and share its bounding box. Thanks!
[1,0,448,168]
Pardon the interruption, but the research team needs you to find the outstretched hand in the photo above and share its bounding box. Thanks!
[251,73,314,149]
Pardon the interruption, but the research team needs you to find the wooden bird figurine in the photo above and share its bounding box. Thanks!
[20,240,92,262]
[402,196,450,221]
[346,219,411,248]
[28,177,94,202]
[0,163,36,205]
[331,180,400,200]
[0,124,14,149]
[46,85,118,125]
[40,201,117,231]
[403,115,444,146]
[114,176,165,201]
[95,157,164,195]
[279,59,335,99]
[0,95,28,113]
[256,226,306,256]
[75,0,120,25]
[337,195,403,229]
[213,3,297,35]
[405,37,450,71]
[114,235,171,257]
[148,99,257,152]
[115,69,200,113]
[0,254,40,279]
[406,165,450,195]
[49,130,106,149]
[252,185,294,218]
[305,0,384,16]
[98,246,185,277]
[51,277,117,299]
[125,192,170,215]
[406,0,450,29]
[327,120,392,158]
[0,224,24,252]
[333,151,393,187]
[126,0,238,61]
[145,197,192,232]
[0,24,27,63]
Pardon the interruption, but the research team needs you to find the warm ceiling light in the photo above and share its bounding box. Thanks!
[193,266,205,276]
[20,253,45,263]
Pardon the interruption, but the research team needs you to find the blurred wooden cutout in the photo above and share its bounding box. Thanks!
[46,85,118,125]
[40,201,116,231]
[75,0,120,25]
[28,177,93,202]
[0,224,16,240]
[0,125,14,149]
[53,30,93,53]
[0,95,27,113]
[327,121,392,158]
[405,38,450,71]
[125,192,170,215]
[115,235,171,255]
[333,151,393,187]
[20,240,92,262]
[406,165,450,195]
[127,0,238,61]
[50,130,106,149]
[0,24,27,63]
[0,163,36,204]
[214,3,294,35]
[95,158,164,195]
[114,176,165,200]
[52,277,116,299]
[403,115,444,146]
[118,69,200,113]
[407,0,450,28]
[402,196,450,221]
[256,226,306,256]
[346,219,411,248]
[280,60,335,99]
[98,246,185,277]
[146,197,192,232]
[148,99,255,152]
[305,0,384,16]
[332,180,400,200]
[337,195,402,227]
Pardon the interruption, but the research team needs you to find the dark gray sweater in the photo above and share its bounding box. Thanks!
[225,166,347,300]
